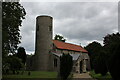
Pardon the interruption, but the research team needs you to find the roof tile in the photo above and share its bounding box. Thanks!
[53,40,88,53]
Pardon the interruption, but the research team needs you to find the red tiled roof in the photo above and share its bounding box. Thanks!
[53,40,88,53]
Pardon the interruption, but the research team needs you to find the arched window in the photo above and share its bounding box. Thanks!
[49,26,52,31]
[54,58,57,67]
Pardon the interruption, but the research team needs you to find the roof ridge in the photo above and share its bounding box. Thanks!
[53,40,82,47]
[53,40,88,53]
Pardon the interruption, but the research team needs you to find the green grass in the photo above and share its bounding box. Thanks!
[3,71,57,78]
[89,70,112,80]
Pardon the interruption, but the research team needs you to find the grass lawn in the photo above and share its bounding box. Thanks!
[89,70,112,80]
[3,71,57,78]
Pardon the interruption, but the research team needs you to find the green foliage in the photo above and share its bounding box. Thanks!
[103,32,120,80]
[54,34,66,42]
[85,41,102,69]
[93,50,108,76]
[2,55,24,74]
[89,70,112,80]
[108,43,120,80]
[85,41,108,76]
[85,41,102,56]
[17,47,27,64]
[103,33,120,47]
[2,2,26,57]
[60,53,73,80]
[103,33,120,60]
[85,32,120,79]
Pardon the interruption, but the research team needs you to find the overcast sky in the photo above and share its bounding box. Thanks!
[19,2,118,54]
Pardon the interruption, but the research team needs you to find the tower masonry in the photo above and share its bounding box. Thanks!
[34,15,53,71]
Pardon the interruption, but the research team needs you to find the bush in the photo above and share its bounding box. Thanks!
[103,32,120,80]
[60,53,73,80]
[93,50,108,76]
[2,55,24,74]
[108,43,120,80]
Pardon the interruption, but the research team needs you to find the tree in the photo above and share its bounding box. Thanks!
[85,41,102,69]
[93,50,108,76]
[85,41,108,75]
[54,34,66,42]
[103,32,120,80]
[2,2,26,57]
[103,33,120,58]
[60,53,73,80]
[17,47,27,65]
[109,43,120,80]
[2,55,24,74]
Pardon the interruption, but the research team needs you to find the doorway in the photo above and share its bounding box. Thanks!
[80,60,83,73]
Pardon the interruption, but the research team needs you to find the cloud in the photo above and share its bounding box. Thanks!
[20,2,118,54]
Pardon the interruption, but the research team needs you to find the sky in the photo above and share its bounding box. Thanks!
[19,1,118,54]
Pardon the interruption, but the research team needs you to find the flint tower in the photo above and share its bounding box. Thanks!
[34,15,53,71]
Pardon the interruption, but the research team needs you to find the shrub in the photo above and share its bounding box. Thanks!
[60,53,73,80]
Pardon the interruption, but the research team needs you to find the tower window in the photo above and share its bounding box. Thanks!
[49,26,52,31]
[54,58,57,67]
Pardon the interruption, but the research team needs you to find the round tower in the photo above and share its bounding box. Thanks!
[34,15,53,71]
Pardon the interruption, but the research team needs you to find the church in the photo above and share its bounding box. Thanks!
[26,15,90,74]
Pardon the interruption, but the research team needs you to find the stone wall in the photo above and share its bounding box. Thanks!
[34,16,53,71]
[74,53,91,73]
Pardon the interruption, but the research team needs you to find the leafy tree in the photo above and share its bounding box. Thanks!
[93,50,108,76]
[2,55,24,74]
[85,41,108,75]
[54,34,66,42]
[103,33,120,59]
[60,53,73,80]
[103,32,120,80]
[17,47,27,65]
[85,41,102,69]
[108,43,120,80]
[2,2,26,57]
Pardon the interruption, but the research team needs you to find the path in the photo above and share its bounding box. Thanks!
[72,72,97,80]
